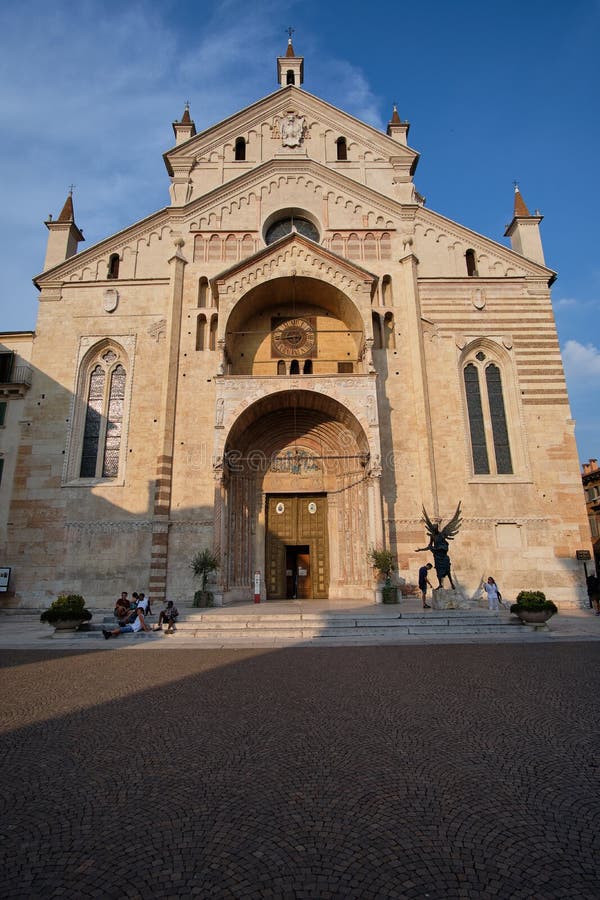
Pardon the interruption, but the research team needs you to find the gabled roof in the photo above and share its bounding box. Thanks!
[163,84,419,176]
[416,205,556,283]
[34,151,555,289]
[33,157,406,287]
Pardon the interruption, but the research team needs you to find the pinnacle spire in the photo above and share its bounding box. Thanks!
[386,103,409,144]
[285,26,295,56]
[57,188,75,223]
[505,183,545,264]
[277,28,303,87]
[172,101,196,143]
[513,183,531,217]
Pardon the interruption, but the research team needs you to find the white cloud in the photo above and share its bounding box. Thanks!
[562,340,600,379]
[0,1,386,331]
[555,297,578,307]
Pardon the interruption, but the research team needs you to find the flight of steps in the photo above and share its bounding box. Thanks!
[1,606,540,646]
[143,608,533,645]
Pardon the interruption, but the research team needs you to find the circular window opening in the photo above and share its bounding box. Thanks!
[265,216,319,245]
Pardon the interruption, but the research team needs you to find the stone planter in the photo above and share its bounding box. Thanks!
[52,619,85,632]
[193,590,214,608]
[513,608,555,625]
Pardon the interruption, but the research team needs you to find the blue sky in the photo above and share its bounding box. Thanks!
[1,0,599,462]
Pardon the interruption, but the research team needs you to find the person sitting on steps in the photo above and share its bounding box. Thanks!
[103,607,151,639]
[154,600,179,634]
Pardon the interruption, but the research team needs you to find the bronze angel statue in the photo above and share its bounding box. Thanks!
[415,502,463,590]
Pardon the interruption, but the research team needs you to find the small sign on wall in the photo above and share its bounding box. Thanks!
[576,550,592,561]
[0,567,11,592]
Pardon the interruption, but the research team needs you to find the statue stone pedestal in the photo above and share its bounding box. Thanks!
[431,587,477,611]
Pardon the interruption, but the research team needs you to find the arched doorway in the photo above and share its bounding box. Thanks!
[220,390,374,602]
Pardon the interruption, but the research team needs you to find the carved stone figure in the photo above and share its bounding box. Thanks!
[415,502,462,589]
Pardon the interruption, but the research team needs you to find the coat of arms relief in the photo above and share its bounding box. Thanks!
[271,112,308,147]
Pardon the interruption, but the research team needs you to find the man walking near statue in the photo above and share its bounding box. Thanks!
[418,562,433,609]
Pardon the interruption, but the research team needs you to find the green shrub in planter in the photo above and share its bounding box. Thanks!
[191,549,220,603]
[510,590,558,616]
[368,548,395,581]
[40,594,92,624]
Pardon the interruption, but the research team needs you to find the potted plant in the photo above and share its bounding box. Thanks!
[368,547,398,603]
[191,548,220,607]
[40,594,92,632]
[510,590,558,625]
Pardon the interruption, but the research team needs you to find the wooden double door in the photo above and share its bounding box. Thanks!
[266,494,329,600]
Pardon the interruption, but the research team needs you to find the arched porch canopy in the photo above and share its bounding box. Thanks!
[224,388,370,466]
[225,274,365,340]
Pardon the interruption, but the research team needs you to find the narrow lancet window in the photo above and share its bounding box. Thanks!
[108,254,120,279]
[486,365,513,474]
[234,137,246,161]
[80,365,105,477]
[466,249,478,277]
[464,364,490,474]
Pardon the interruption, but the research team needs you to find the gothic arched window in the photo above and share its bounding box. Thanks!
[463,349,513,475]
[79,350,127,478]
[336,137,348,161]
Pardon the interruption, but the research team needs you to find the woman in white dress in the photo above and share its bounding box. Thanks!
[483,576,501,611]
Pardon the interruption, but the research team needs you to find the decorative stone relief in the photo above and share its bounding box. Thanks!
[66,520,153,533]
[472,289,486,310]
[270,448,320,474]
[148,319,166,342]
[366,394,376,425]
[271,112,308,147]
[103,288,119,313]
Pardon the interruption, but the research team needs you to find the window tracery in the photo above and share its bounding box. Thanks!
[77,348,127,479]
[462,345,514,476]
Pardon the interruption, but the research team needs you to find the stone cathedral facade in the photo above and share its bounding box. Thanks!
[1,42,591,609]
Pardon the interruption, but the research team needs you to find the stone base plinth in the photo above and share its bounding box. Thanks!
[431,587,477,610]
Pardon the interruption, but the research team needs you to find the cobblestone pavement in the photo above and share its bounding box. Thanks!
[1,644,599,899]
